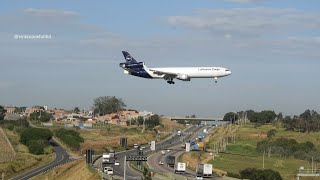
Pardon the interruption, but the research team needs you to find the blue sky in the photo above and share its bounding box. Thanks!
[1,0,320,117]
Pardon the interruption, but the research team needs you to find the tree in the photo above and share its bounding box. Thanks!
[29,111,53,122]
[0,106,7,120]
[73,107,80,114]
[93,96,126,116]
[277,113,283,121]
[223,112,238,123]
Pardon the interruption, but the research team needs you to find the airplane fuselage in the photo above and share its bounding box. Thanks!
[120,51,232,84]
[147,67,231,79]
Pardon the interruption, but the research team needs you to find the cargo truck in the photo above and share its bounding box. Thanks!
[174,162,186,174]
[196,163,213,178]
[166,155,175,167]
[102,153,111,164]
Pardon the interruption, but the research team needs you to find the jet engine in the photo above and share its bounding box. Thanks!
[177,74,190,81]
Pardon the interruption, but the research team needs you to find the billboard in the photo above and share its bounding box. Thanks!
[186,142,190,152]
[150,140,156,151]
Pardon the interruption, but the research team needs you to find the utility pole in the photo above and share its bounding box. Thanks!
[124,155,126,180]
[263,151,265,169]
[312,156,314,174]
[141,117,146,134]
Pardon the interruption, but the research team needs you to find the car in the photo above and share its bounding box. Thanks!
[103,167,113,175]
[161,150,166,155]
[114,160,120,166]
[133,144,139,148]
[159,161,164,165]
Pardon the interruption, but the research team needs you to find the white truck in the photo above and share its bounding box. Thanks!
[196,163,213,178]
[102,153,111,163]
[174,162,186,174]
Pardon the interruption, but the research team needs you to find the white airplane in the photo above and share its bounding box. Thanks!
[119,51,232,84]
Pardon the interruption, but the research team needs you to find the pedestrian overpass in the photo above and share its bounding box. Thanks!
[170,117,224,121]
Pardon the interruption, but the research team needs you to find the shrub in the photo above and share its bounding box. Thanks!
[55,128,84,150]
[240,168,282,180]
[20,128,52,155]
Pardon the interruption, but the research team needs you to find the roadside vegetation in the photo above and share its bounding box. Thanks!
[55,128,84,150]
[209,108,320,180]
[20,127,53,154]
[0,119,54,178]
[32,159,99,180]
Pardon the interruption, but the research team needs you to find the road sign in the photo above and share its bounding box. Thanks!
[85,149,95,164]
[120,138,128,149]
[186,143,190,152]
[126,155,148,161]
[150,141,156,151]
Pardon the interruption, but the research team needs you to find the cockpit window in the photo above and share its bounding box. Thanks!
[225,69,230,71]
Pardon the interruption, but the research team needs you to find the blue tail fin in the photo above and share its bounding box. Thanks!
[122,51,138,64]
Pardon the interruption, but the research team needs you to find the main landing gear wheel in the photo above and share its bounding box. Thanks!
[214,77,218,83]
[167,78,175,84]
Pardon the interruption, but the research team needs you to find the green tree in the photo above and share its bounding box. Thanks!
[29,111,53,122]
[0,105,7,120]
[223,112,238,123]
[73,107,80,114]
[55,128,84,150]
[145,114,160,128]
[20,128,53,155]
[277,112,283,121]
[93,96,126,116]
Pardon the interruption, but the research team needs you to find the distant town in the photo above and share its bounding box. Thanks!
[3,105,155,128]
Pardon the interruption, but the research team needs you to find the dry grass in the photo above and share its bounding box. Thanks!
[0,127,15,163]
[32,160,99,180]
[180,152,212,171]
[0,128,54,178]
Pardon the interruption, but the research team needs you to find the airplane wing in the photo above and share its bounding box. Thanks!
[149,69,178,79]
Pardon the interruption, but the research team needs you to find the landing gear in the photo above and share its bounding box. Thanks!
[167,80,175,84]
[167,78,175,84]
[214,77,218,83]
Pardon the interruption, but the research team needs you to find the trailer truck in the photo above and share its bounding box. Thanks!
[196,163,213,178]
[174,162,186,174]
[166,155,175,167]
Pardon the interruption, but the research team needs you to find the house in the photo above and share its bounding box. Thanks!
[47,109,68,121]
[25,106,45,116]
[4,107,16,114]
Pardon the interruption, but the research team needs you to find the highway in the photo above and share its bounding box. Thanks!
[147,126,221,180]
[11,138,71,180]
[94,125,197,179]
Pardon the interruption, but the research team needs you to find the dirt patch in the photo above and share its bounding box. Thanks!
[240,133,267,139]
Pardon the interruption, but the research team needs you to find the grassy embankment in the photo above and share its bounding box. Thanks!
[0,128,54,179]
[32,159,99,180]
[210,123,320,180]
[179,125,234,172]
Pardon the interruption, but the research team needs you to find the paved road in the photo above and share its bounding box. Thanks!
[147,126,222,180]
[147,126,203,179]
[11,138,71,180]
[94,126,195,179]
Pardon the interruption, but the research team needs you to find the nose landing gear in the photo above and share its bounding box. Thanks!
[214,77,218,83]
